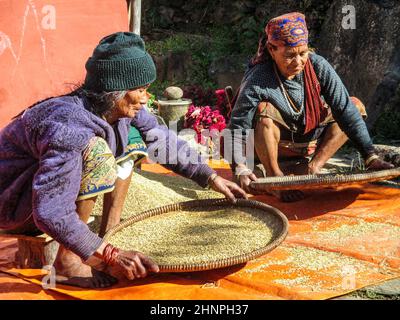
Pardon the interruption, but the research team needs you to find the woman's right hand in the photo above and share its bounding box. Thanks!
[113,249,159,280]
[237,173,258,193]
[235,165,258,194]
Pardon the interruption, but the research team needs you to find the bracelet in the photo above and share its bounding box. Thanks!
[102,243,120,266]
[207,173,218,186]
[235,168,253,177]
[365,154,380,167]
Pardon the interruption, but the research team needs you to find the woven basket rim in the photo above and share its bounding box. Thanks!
[250,167,400,191]
[103,198,289,272]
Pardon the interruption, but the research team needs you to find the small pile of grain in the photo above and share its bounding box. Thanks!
[270,246,388,291]
[246,245,382,275]
[273,276,311,287]
[315,221,400,245]
[108,206,281,266]
[286,246,379,272]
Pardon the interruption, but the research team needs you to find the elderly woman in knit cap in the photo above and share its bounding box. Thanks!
[0,32,247,288]
[229,12,393,202]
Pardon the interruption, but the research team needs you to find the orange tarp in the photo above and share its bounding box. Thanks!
[1,161,400,300]
[0,237,72,300]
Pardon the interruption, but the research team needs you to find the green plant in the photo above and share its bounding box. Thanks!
[146,91,157,111]
[147,33,218,92]
[144,1,333,95]
[231,16,264,56]
[146,33,194,56]
[148,80,172,99]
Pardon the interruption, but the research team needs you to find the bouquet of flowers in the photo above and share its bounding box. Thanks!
[184,104,226,145]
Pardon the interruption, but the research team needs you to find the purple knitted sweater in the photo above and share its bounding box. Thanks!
[0,95,215,260]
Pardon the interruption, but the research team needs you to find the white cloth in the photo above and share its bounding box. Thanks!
[116,158,134,180]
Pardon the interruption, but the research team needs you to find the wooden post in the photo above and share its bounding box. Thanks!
[128,0,141,35]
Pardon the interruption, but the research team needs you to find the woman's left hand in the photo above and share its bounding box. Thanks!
[367,158,394,171]
[209,175,248,203]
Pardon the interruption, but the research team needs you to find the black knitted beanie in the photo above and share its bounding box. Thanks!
[84,32,156,92]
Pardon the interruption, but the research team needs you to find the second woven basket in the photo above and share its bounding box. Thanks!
[250,168,400,191]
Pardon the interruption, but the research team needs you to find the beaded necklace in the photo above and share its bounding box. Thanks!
[273,63,304,115]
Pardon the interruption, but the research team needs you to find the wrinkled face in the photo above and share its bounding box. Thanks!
[115,85,150,119]
[268,44,309,79]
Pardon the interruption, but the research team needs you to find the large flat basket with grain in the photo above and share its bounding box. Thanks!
[103,198,288,272]
[250,168,400,191]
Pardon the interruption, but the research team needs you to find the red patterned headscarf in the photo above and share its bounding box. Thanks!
[251,12,309,65]
[266,12,309,47]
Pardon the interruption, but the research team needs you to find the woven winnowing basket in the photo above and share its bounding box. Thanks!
[103,198,288,272]
[250,168,400,191]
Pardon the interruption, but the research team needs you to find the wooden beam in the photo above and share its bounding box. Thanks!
[128,0,141,35]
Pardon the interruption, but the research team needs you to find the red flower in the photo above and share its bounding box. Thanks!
[183,95,227,145]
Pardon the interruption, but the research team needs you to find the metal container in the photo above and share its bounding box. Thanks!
[157,98,192,128]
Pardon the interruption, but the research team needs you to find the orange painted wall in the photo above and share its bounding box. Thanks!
[0,0,128,128]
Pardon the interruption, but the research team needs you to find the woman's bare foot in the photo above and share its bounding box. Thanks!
[55,266,118,289]
[268,189,305,202]
[53,246,117,289]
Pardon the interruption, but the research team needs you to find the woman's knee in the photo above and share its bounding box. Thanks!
[256,116,279,131]
[255,116,281,144]
[78,136,117,201]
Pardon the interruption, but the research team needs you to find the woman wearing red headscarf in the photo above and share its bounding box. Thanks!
[229,12,393,202]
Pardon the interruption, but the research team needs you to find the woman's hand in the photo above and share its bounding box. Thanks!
[113,250,159,280]
[367,157,394,171]
[209,175,248,203]
[236,171,258,194]
[234,165,258,194]
[365,153,394,171]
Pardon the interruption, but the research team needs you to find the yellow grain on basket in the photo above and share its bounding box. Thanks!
[104,199,289,272]
[90,168,223,233]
